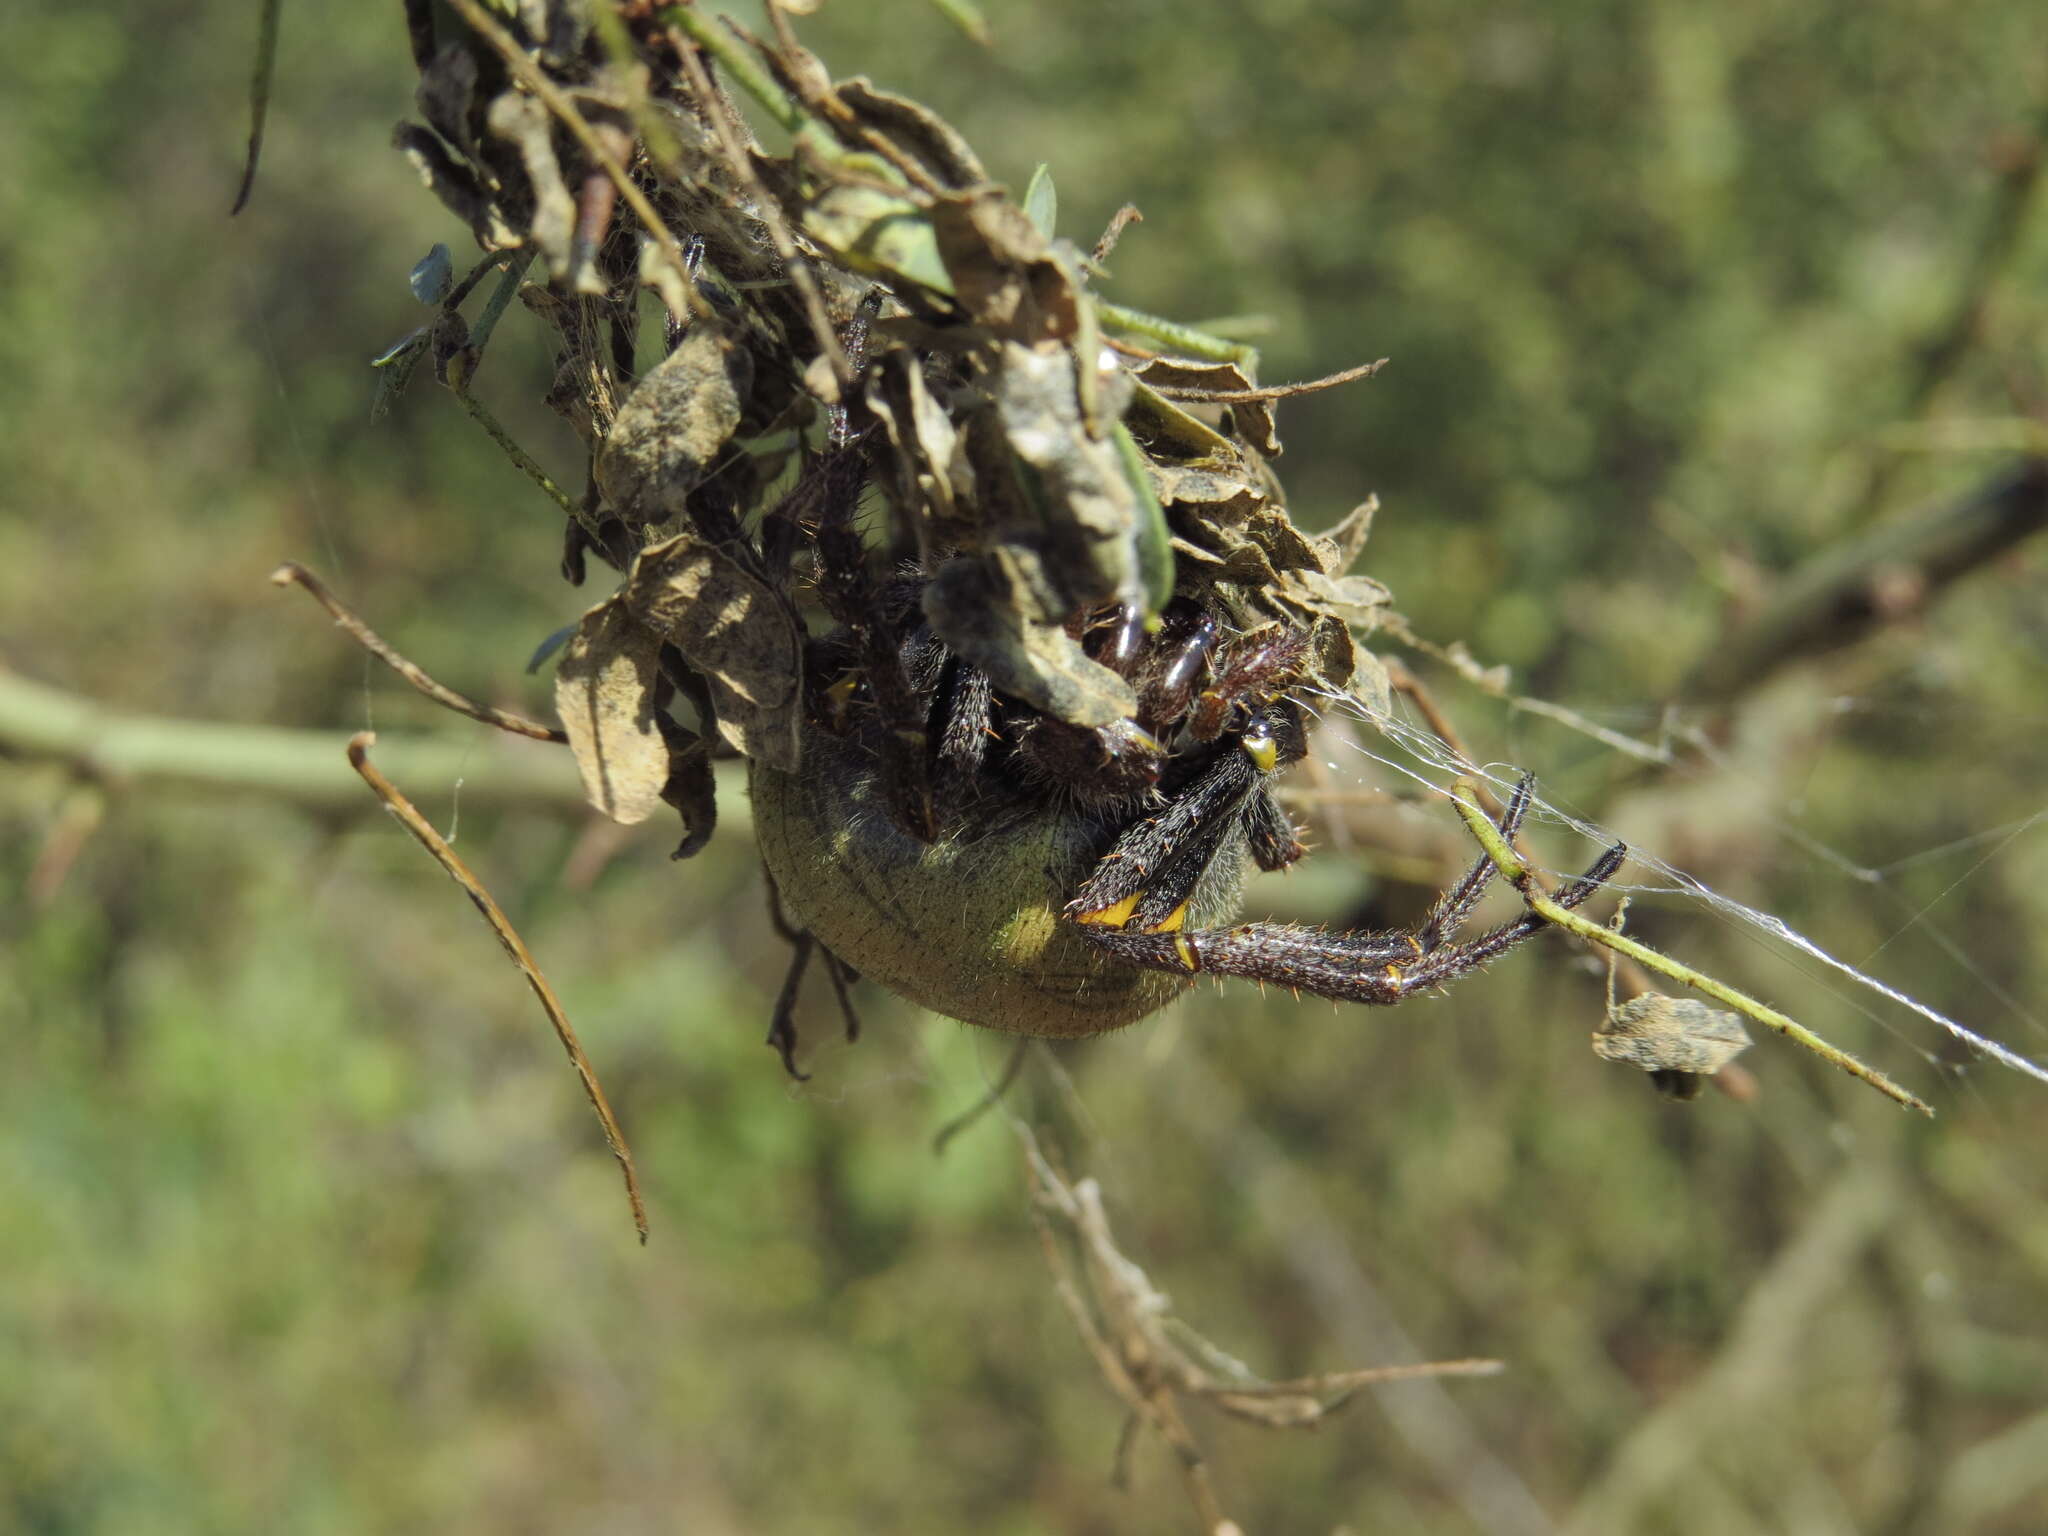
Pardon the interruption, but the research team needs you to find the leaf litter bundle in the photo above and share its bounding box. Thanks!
[280,0,1930,1235]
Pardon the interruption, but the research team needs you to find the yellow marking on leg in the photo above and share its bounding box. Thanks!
[1147,901,1190,933]
[1172,935,1200,971]
[1074,891,1143,928]
[1241,731,1278,774]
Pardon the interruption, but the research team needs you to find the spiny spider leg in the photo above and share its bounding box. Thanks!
[1412,774,1536,950]
[1070,775,1626,1006]
[795,289,941,838]
[1385,840,1629,993]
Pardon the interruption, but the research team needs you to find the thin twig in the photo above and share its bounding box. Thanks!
[1092,203,1143,265]
[271,562,567,742]
[450,389,583,519]
[230,0,282,214]
[1685,459,2048,704]
[348,731,649,1242]
[1021,1120,1502,1533]
[1450,784,1932,1114]
[1151,357,1387,404]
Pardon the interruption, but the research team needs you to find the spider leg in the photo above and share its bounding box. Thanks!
[1412,774,1536,949]
[1071,764,1625,1007]
[1067,736,1269,930]
[1384,839,1628,992]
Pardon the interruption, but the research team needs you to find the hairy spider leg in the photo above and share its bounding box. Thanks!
[762,868,864,1079]
[793,289,940,838]
[1066,708,1309,935]
[1070,762,1626,1005]
[1408,774,1536,949]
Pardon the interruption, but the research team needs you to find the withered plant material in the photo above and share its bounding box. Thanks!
[345,0,1920,1111]
[1022,1126,1500,1531]
[554,598,672,823]
[271,561,568,743]
[383,0,1394,824]
[1596,994,1754,1073]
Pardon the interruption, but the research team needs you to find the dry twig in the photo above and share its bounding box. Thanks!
[348,731,648,1242]
[1021,1123,1500,1533]
[271,562,568,743]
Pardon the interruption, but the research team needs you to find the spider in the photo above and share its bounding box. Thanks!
[752,579,1628,1046]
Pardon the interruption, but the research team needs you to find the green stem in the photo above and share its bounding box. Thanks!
[663,7,808,136]
[450,389,576,519]
[1098,302,1259,369]
[0,669,577,811]
[1451,790,1932,1115]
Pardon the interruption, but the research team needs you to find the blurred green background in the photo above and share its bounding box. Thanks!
[3,2,2046,1531]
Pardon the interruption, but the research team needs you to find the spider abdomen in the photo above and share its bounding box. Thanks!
[751,726,1247,1037]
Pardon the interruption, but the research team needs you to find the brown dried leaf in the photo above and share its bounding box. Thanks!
[992,340,1144,611]
[622,532,802,770]
[554,600,671,824]
[1596,995,1754,1075]
[1135,357,1280,457]
[393,123,515,248]
[930,189,1079,341]
[596,324,752,523]
[835,78,988,187]
[487,91,577,283]
[924,556,1137,728]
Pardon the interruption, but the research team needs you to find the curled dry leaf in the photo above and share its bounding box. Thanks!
[554,600,671,825]
[1135,357,1281,457]
[924,556,1138,728]
[1596,994,1755,1076]
[596,324,753,523]
[621,532,803,771]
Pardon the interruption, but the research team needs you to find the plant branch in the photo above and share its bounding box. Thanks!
[1450,786,1931,1114]
[271,562,567,742]
[1684,459,2048,704]
[0,667,578,810]
[348,732,648,1242]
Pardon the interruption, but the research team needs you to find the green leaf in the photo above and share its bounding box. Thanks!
[1023,163,1058,240]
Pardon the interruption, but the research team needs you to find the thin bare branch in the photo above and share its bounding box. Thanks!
[1151,356,1388,404]
[271,562,567,743]
[348,731,648,1242]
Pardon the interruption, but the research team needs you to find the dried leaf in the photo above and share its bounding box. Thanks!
[621,532,803,770]
[1596,995,1753,1075]
[992,340,1146,612]
[487,91,577,282]
[835,77,988,187]
[930,188,1080,341]
[554,600,671,824]
[596,324,752,523]
[924,556,1137,727]
[393,122,512,246]
[1135,357,1280,457]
